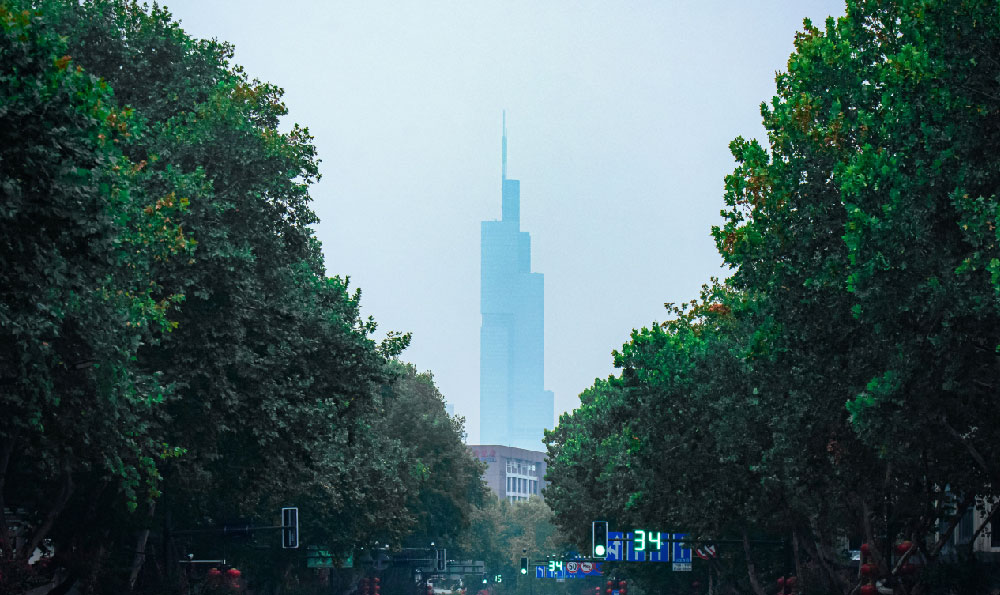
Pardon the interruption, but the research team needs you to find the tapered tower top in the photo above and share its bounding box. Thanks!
[501,110,508,182]
[500,111,520,225]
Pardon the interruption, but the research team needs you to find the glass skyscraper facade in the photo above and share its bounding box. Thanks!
[480,115,554,450]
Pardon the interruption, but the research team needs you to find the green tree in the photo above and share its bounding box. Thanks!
[0,2,450,593]
[456,497,573,595]
[715,0,1000,587]
[0,3,194,588]
[382,363,487,546]
[548,1,1000,593]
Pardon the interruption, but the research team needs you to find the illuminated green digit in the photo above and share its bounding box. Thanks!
[634,530,645,551]
[649,531,662,551]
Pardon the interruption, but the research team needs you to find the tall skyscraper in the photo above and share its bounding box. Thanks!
[480,114,554,450]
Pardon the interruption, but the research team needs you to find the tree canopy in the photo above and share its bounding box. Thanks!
[1,2,484,593]
[545,1,1000,593]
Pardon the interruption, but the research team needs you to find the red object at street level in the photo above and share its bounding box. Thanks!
[206,567,222,587]
[227,568,242,589]
[860,563,878,578]
[776,576,796,595]
[860,543,870,557]
[860,586,877,595]
[895,541,914,555]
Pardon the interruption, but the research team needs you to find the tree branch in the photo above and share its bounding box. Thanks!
[942,417,998,484]
[967,498,999,550]
[20,459,74,559]
[927,492,975,559]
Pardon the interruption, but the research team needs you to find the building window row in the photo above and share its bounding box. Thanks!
[506,476,538,495]
[505,459,538,476]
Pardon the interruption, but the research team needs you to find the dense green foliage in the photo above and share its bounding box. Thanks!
[456,496,575,595]
[383,363,487,547]
[0,2,484,593]
[545,1,1000,594]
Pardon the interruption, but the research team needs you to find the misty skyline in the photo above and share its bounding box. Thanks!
[161,0,847,444]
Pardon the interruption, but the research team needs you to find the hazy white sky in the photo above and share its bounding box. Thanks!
[162,0,846,445]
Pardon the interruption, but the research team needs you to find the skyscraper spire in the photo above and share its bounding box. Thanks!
[501,110,507,182]
[481,112,553,451]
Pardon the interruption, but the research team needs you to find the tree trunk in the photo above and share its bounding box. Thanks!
[792,530,803,583]
[742,530,766,595]
[0,436,14,558]
[45,573,78,595]
[861,499,888,569]
[801,535,852,594]
[128,501,156,591]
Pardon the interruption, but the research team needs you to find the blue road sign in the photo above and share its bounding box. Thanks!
[535,562,603,579]
[607,529,690,566]
[607,531,624,561]
[672,533,692,571]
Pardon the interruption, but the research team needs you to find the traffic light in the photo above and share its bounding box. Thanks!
[281,507,299,549]
[592,521,609,558]
[520,557,528,575]
[373,577,380,595]
[436,548,447,572]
